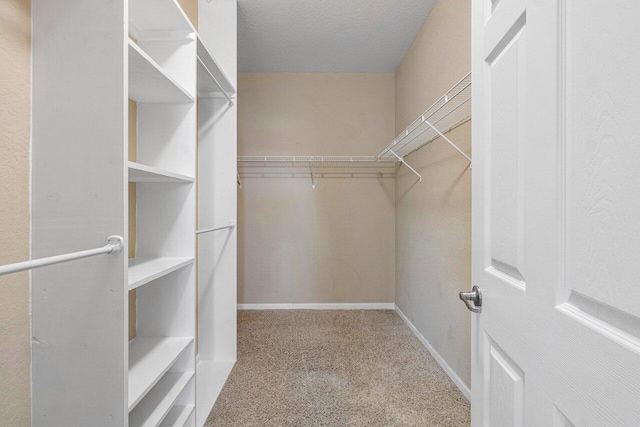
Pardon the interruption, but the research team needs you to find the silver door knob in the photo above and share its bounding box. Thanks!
[459,286,482,313]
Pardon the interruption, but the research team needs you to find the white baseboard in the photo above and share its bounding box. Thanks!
[237,303,395,310]
[394,304,471,400]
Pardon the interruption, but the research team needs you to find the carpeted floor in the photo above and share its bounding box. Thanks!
[205,310,470,426]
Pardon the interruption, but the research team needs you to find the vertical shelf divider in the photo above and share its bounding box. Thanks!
[195,1,239,425]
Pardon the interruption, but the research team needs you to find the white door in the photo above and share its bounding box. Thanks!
[469,0,640,425]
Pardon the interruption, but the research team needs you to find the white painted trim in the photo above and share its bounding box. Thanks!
[237,303,395,310]
[394,304,471,400]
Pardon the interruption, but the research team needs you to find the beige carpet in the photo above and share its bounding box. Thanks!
[205,310,470,426]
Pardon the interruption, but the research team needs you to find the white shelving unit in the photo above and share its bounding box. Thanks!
[32,0,236,425]
[129,337,194,411]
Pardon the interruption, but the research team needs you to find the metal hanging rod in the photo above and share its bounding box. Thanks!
[0,235,124,277]
[197,57,234,106]
[196,222,236,235]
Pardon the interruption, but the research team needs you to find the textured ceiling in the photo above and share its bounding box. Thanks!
[238,0,438,73]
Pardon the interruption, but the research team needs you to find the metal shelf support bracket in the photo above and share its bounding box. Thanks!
[388,149,422,183]
[423,118,472,164]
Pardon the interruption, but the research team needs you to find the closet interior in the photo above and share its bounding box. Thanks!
[9,0,640,424]
[27,0,471,424]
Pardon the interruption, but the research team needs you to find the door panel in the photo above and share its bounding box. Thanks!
[486,336,524,427]
[487,12,526,286]
[564,0,640,319]
[472,0,640,425]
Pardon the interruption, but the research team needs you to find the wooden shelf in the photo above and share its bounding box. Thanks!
[129,337,193,411]
[159,405,195,427]
[128,162,194,184]
[197,36,236,99]
[129,0,194,40]
[128,257,195,291]
[195,360,235,426]
[129,371,193,426]
[129,41,195,104]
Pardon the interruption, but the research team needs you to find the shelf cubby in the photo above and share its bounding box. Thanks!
[129,41,195,104]
[129,371,194,427]
[197,36,236,99]
[128,337,193,411]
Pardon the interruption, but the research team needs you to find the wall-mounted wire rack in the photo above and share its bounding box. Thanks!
[237,156,398,188]
[376,72,472,181]
[237,72,471,187]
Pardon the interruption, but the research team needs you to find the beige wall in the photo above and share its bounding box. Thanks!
[238,74,396,304]
[0,0,31,424]
[177,0,197,30]
[395,0,472,387]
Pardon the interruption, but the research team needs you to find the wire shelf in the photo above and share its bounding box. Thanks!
[236,73,471,185]
[238,156,398,178]
[377,72,471,160]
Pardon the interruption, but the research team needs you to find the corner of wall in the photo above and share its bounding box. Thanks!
[0,0,32,424]
[392,0,472,389]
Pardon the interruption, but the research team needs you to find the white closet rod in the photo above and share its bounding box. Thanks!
[197,57,234,106]
[196,222,236,235]
[0,235,123,277]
